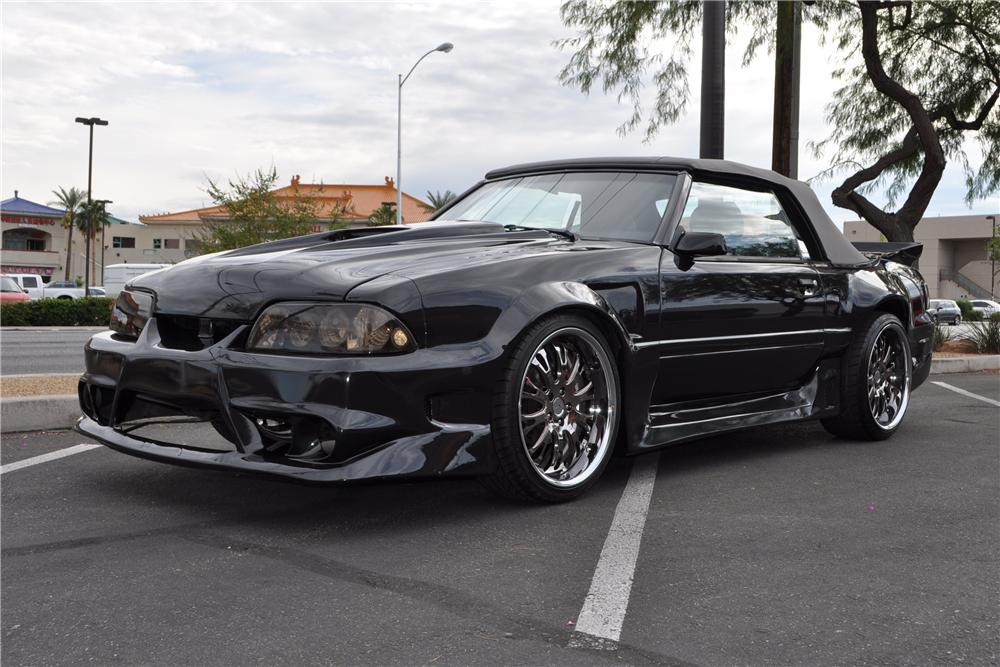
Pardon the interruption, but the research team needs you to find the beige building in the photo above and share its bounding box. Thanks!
[2,177,431,283]
[844,213,998,300]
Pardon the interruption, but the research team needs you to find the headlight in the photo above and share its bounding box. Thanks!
[247,303,416,354]
[110,289,154,338]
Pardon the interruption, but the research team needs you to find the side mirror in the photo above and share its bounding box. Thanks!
[675,231,727,257]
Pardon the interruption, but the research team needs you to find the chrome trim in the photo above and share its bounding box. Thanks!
[658,343,815,360]
[635,327,852,349]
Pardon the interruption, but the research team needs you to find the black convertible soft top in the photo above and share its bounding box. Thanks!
[485,157,870,268]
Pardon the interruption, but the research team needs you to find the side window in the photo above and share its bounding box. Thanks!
[22,277,38,288]
[679,182,804,259]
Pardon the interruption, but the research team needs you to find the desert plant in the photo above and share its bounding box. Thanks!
[49,186,87,281]
[932,324,952,352]
[966,310,984,322]
[956,299,975,319]
[959,320,1000,354]
[367,203,398,226]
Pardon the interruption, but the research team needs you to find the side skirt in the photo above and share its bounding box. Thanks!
[634,358,842,451]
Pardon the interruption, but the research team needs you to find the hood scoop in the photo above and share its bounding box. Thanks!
[223,221,505,257]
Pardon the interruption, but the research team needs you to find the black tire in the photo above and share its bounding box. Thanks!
[821,313,912,441]
[482,313,621,502]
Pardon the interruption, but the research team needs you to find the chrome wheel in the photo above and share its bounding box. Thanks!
[517,327,617,488]
[866,324,910,430]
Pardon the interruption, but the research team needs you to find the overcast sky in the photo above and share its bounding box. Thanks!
[2,1,995,224]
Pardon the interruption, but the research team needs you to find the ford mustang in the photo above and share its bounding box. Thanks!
[77,157,933,502]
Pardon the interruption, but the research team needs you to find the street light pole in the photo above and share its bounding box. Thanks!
[75,116,109,294]
[988,215,997,299]
[396,42,453,226]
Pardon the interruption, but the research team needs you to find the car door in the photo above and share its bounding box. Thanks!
[651,180,827,404]
[19,275,42,299]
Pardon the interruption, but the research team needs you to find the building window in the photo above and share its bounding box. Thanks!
[164,238,180,249]
[26,239,45,251]
[153,239,162,249]
[113,236,136,249]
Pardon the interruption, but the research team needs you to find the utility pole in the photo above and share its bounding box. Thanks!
[772,0,803,178]
[699,0,726,159]
[75,116,109,294]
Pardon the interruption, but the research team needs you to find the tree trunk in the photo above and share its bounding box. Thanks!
[64,222,74,281]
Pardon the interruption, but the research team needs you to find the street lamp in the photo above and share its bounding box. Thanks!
[94,199,113,288]
[75,116,109,294]
[397,42,453,226]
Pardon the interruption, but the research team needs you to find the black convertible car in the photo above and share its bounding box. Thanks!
[78,158,933,502]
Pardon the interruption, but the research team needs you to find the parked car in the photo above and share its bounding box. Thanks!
[969,299,1000,318]
[0,275,31,302]
[6,274,86,300]
[78,157,933,502]
[928,299,962,325]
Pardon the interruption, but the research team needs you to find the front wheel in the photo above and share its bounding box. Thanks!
[483,314,621,502]
[821,313,911,441]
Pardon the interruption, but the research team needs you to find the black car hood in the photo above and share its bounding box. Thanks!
[132,222,566,320]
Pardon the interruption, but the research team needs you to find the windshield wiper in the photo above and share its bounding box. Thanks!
[503,224,577,241]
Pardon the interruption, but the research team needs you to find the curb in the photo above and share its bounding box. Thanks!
[2,395,79,433]
[930,355,1000,374]
[1,326,106,332]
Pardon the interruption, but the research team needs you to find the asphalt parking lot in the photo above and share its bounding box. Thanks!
[2,373,997,665]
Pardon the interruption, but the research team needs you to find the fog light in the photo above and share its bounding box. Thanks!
[391,327,410,349]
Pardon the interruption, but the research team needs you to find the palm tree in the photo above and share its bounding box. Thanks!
[77,200,112,282]
[49,187,87,280]
[368,203,398,226]
[421,189,458,213]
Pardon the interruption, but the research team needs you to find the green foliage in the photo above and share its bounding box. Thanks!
[556,1,999,237]
[197,167,342,253]
[956,298,975,318]
[932,323,952,351]
[991,312,1000,322]
[49,186,87,281]
[966,310,984,322]
[421,190,458,212]
[0,297,114,327]
[367,204,398,226]
[959,319,1000,354]
[77,200,112,239]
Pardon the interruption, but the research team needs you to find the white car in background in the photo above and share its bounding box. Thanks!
[970,299,1000,318]
[5,275,86,300]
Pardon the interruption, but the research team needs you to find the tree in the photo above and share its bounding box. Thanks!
[556,1,1000,242]
[421,189,458,213]
[49,186,87,280]
[197,168,343,253]
[368,203,399,226]
[77,200,111,283]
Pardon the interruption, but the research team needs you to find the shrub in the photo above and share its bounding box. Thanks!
[932,324,952,352]
[959,319,1000,354]
[991,312,1000,322]
[956,299,975,319]
[0,297,114,327]
[966,310,984,321]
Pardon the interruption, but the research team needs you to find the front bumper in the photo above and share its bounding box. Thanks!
[77,319,498,484]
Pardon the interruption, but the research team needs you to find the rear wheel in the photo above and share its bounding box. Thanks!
[483,314,620,502]
[821,313,911,440]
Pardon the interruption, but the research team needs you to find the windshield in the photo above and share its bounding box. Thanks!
[443,171,676,242]
[1,277,24,293]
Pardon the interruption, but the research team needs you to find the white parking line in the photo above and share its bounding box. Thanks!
[570,453,660,650]
[0,444,100,474]
[931,381,1000,408]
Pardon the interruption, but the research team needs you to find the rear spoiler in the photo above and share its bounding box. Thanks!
[851,241,923,267]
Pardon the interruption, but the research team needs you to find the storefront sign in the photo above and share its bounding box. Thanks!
[1,214,58,226]
[1,265,55,276]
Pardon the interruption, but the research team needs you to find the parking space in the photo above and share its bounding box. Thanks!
[2,373,997,665]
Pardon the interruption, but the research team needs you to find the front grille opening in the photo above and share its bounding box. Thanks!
[244,413,338,463]
[122,418,238,453]
[156,315,244,351]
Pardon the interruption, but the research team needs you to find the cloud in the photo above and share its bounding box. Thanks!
[1,1,993,225]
